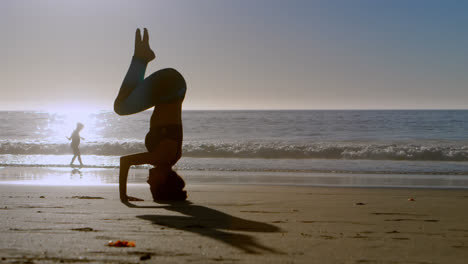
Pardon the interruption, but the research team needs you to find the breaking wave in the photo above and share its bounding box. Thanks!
[1,141,468,161]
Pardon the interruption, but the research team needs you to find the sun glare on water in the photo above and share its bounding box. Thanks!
[27,107,113,185]
[45,108,102,144]
[4,168,114,186]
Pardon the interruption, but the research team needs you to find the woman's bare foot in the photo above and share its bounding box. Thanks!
[134,28,156,63]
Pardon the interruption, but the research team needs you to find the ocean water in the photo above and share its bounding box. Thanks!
[1,110,468,187]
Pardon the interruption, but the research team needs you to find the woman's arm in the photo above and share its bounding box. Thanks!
[119,140,179,202]
[119,152,157,202]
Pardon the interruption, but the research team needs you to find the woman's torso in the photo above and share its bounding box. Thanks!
[149,102,182,126]
[145,101,183,158]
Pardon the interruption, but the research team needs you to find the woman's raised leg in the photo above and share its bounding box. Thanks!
[114,28,156,115]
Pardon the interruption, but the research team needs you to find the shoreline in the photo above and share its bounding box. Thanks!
[1,166,468,189]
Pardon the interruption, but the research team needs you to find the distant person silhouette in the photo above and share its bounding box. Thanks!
[114,28,187,203]
[67,122,84,167]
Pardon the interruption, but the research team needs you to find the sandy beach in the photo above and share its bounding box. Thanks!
[1,180,468,264]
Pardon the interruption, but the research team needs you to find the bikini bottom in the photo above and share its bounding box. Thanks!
[145,124,182,165]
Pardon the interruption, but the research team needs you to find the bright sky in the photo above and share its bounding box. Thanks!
[0,0,467,110]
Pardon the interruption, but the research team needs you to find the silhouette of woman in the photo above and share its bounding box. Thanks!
[114,28,187,202]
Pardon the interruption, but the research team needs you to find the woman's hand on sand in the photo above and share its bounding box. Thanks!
[134,28,155,63]
[121,194,144,202]
[127,195,143,201]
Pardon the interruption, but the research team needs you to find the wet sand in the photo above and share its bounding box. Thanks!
[1,183,468,263]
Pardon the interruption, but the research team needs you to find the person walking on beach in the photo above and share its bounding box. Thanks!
[67,122,84,167]
[114,28,187,203]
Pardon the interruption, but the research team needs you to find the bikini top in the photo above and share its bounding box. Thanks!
[145,124,183,152]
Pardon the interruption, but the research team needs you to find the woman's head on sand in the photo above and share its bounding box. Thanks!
[148,167,186,201]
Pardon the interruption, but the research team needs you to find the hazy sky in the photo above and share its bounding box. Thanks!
[1,0,467,110]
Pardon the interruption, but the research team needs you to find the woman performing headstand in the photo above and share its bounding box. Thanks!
[114,28,187,203]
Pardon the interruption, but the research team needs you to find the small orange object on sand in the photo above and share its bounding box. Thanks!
[108,240,136,247]
[408,198,415,201]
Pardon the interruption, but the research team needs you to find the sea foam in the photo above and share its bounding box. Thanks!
[1,141,468,161]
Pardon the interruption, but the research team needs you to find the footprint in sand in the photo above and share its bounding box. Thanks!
[371,212,427,216]
[240,210,281,214]
[350,234,368,239]
[71,227,96,232]
[384,218,439,222]
[71,196,104,199]
[272,220,287,223]
[320,235,336,239]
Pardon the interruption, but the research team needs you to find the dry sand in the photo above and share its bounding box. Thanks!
[1,183,468,263]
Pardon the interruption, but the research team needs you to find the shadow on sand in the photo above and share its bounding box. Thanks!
[126,201,283,254]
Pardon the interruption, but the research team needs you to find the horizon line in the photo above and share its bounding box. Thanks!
[1,108,468,112]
